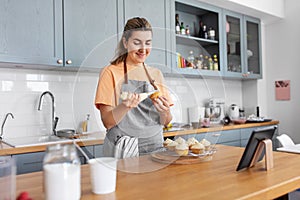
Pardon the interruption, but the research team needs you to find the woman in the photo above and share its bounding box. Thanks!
[95,17,173,157]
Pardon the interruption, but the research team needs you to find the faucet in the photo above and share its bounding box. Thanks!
[0,113,14,140]
[38,91,58,136]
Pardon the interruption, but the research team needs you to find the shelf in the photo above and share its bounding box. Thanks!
[176,34,219,44]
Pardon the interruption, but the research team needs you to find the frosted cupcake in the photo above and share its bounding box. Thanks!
[175,143,189,156]
[163,138,173,147]
[200,139,211,151]
[166,141,178,151]
[190,143,205,154]
[187,137,199,149]
[175,137,186,145]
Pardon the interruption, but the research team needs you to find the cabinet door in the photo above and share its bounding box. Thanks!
[94,144,103,158]
[217,129,241,147]
[13,152,45,174]
[243,16,262,79]
[0,0,63,66]
[222,10,244,78]
[122,0,170,73]
[63,0,118,68]
[77,146,93,164]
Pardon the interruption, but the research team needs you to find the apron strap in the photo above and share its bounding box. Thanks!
[123,60,158,90]
[143,63,158,90]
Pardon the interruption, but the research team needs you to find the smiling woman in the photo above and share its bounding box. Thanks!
[94,17,173,158]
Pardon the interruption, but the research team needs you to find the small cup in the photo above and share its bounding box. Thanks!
[191,122,200,129]
[0,156,16,200]
[201,118,210,128]
[89,157,117,194]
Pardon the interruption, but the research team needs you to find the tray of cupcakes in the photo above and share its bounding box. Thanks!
[151,137,217,164]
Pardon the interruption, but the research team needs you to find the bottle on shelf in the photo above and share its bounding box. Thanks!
[196,54,204,69]
[198,19,204,38]
[175,14,180,34]
[180,22,186,35]
[208,27,215,40]
[185,25,190,36]
[203,55,209,70]
[208,57,213,70]
[203,25,208,39]
[187,50,195,68]
[213,55,218,71]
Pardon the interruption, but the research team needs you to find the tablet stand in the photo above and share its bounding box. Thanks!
[250,139,274,170]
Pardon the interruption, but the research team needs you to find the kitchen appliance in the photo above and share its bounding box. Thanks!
[206,98,225,124]
[228,104,239,119]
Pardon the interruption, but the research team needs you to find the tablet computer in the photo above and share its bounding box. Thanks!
[236,126,277,171]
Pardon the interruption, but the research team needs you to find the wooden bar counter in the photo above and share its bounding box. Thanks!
[16,144,300,200]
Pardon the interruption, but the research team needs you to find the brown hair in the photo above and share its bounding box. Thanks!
[111,17,152,65]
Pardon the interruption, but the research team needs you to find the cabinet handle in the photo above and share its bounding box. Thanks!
[57,59,63,64]
[66,59,72,65]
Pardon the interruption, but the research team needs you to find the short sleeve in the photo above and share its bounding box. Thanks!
[94,67,117,109]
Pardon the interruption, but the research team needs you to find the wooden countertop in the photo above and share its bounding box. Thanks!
[16,144,300,200]
[0,120,279,156]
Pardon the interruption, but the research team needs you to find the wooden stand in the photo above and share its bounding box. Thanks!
[250,139,274,170]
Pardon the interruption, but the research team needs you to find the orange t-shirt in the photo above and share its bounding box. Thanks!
[95,62,173,109]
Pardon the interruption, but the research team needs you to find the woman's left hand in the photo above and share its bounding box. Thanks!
[152,96,170,114]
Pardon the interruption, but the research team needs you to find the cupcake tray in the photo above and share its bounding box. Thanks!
[151,148,216,165]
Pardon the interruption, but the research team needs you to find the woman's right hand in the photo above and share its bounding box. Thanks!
[121,92,140,108]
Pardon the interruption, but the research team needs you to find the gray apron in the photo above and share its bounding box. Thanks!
[103,73,164,157]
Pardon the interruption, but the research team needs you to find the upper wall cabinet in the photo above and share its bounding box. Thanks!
[0,0,117,68]
[120,0,172,73]
[0,0,63,66]
[171,0,262,79]
[171,0,223,77]
[222,11,262,79]
[63,0,117,68]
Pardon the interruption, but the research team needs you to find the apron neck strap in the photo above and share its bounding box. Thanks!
[123,60,158,90]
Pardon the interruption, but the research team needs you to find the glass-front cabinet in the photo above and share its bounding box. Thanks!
[222,11,262,79]
[223,11,244,78]
[244,16,262,79]
[171,0,222,77]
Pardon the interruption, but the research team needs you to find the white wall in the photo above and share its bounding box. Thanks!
[0,67,242,139]
[198,0,285,24]
[264,0,300,142]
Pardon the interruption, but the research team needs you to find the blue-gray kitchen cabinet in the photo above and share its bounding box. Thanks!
[63,0,118,68]
[119,0,172,73]
[94,144,104,158]
[222,12,262,79]
[0,0,118,69]
[170,0,223,77]
[12,152,46,175]
[0,0,63,66]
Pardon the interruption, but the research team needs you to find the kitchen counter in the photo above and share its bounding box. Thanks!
[0,120,279,156]
[16,144,300,199]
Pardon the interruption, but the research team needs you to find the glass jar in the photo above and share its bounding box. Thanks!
[43,144,81,200]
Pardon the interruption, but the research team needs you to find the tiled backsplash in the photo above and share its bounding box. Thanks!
[0,68,242,139]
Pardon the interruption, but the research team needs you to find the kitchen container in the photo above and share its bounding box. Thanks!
[43,144,81,200]
[0,156,16,200]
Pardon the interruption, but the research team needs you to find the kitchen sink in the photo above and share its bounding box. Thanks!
[2,135,72,148]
